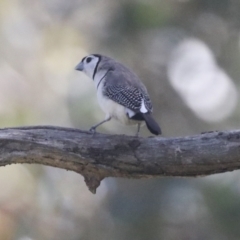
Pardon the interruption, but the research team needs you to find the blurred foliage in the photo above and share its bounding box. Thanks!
[0,0,240,239]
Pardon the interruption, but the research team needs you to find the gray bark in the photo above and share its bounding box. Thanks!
[0,126,239,193]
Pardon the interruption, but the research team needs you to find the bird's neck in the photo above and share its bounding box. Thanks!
[93,70,108,89]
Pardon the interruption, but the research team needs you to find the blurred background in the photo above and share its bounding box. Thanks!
[1,0,240,239]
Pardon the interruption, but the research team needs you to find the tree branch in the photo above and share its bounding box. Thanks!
[0,126,239,193]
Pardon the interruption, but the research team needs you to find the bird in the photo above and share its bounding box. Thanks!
[75,54,161,136]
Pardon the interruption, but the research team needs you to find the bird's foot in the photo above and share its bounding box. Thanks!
[89,127,96,135]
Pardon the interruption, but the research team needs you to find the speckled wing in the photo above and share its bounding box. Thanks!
[103,85,153,112]
[101,61,153,112]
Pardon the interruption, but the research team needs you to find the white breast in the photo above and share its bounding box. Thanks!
[94,72,138,125]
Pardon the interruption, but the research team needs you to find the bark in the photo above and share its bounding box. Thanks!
[0,126,239,193]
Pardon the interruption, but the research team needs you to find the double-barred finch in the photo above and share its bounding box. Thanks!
[75,54,161,136]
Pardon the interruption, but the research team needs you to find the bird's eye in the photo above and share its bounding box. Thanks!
[86,57,92,63]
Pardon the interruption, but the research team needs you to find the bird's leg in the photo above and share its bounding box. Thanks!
[135,123,141,137]
[89,116,111,133]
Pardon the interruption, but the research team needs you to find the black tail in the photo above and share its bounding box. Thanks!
[143,113,161,135]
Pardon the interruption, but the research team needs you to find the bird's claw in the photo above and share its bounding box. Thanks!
[89,127,96,134]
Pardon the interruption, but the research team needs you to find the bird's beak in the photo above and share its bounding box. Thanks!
[75,62,84,71]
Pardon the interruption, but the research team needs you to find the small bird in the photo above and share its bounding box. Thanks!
[75,54,161,136]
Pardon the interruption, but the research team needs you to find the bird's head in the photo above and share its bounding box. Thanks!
[75,54,103,79]
[75,54,117,80]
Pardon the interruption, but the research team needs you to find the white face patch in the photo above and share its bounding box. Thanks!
[82,55,100,79]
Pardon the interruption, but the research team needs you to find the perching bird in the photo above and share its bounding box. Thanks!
[75,54,161,136]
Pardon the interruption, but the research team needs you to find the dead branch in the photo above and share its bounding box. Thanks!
[0,126,239,193]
